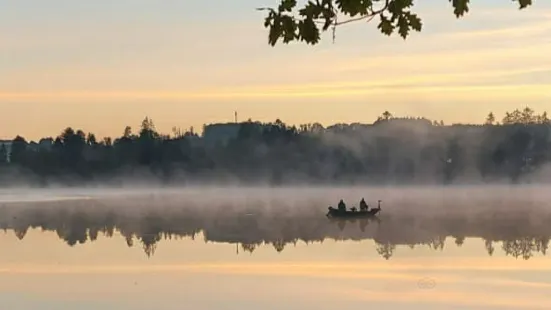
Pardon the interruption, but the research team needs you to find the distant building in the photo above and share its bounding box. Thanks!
[0,140,12,163]
[202,123,242,147]
[373,117,433,130]
[38,138,54,150]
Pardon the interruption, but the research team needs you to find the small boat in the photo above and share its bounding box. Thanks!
[326,200,382,218]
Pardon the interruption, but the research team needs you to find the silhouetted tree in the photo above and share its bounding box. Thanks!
[485,112,495,125]
[10,136,28,165]
[382,110,393,120]
[0,144,7,164]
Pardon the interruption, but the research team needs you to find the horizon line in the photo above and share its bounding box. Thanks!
[1,112,549,142]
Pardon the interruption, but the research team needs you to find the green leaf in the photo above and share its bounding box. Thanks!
[281,15,298,43]
[268,21,282,46]
[263,16,271,28]
[298,1,323,18]
[298,17,321,44]
[278,0,297,12]
[335,0,372,17]
[397,14,410,39]
[407,12,422,31]
[450,0,470,17]
[377,14,394,36]
[518,0,532,9]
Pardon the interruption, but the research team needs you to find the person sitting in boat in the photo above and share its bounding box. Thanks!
[338,199,346,212]
[359,198,368,211]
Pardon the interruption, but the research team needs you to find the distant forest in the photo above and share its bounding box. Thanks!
[1,107,550,187]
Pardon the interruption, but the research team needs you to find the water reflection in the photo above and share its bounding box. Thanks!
[1,195,550,260]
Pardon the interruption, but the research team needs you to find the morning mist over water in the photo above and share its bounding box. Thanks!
[1,185,550,259]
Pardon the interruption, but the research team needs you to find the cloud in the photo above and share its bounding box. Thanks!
[444,19,551,40]
[2,82,550,103]
[335,42,551,75]
[3,32,550,104]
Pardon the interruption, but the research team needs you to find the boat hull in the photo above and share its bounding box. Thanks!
[326,208,380,218]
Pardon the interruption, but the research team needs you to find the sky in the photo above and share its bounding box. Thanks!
[1,0,551,140]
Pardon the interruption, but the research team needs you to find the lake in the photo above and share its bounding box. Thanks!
[1,186,551,310]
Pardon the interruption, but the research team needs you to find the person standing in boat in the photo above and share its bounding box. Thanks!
[359,198,368,211]
[338,199,346,212]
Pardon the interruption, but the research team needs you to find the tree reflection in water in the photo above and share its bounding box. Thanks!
[1,197,551,261]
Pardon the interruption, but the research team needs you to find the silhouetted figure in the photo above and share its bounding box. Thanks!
[338,199,346,212]
[359,198,368,211]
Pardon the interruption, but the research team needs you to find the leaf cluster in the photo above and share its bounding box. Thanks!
[259,0,534,45]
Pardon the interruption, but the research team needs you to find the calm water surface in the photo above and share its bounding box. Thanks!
[1,186,551,310]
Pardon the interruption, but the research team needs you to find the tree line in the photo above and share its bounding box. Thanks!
[1,107,550,186]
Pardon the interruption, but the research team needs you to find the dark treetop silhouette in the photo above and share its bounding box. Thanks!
[1,107,550,187]
[1,196,549,260]
[1,108,550,187]
[258,0,534,46]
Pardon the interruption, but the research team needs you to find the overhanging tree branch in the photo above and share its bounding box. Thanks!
[258,0,534,46]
